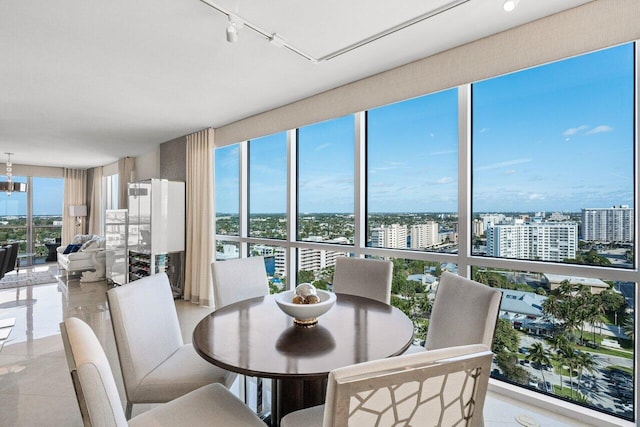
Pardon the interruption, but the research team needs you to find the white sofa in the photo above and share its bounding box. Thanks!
[57,234,107,281]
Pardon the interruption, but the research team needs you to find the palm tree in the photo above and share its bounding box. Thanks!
[526,342,550,391]
[622,316,634,341]
[575,351,597,397]
[550,335,569,391]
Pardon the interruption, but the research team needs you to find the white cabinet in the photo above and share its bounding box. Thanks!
[127,180,185,296]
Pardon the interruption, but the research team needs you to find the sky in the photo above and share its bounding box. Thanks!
[0,177,64,216]
[216,43,634,215]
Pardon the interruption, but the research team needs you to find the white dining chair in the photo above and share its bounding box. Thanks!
[107,273,235,419]
[281,343,493,427]
[211,256,269,309]
[332,257,393,304]
[60,317,264,427]
[211,256,270,414]
[404,271,502,355]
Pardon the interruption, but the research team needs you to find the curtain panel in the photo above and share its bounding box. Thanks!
[117,157,135,210]
[63,168,87,244]
[87,166,103,235]
[184,129,214,306]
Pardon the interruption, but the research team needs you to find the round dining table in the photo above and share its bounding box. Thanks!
[192,292,414,427]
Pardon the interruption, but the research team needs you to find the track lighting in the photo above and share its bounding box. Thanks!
[503,0,519,12]
[226,15,239,43]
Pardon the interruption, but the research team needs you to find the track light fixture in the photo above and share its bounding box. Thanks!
[503,0,520,12]
[226,14,242,43]
[200,0,471,62]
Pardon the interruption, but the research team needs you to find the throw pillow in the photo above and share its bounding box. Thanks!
[81,239,100,251]
[63,244,82,254]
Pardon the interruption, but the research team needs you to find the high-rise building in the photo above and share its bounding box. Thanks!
[486,222,578,262]
[371,224,407,249]
[274,237,349,276]
[410,222,439,249]
[581,206,634,242]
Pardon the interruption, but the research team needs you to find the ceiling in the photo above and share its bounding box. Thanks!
[0,0,593,169]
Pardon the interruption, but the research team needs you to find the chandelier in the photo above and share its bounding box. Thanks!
[1,152,27,196]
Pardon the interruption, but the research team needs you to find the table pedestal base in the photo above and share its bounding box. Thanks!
[272,377,327,427]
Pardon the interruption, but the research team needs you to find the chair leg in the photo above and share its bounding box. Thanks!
[125,401,133,420]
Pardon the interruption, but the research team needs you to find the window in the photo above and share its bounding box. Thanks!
[298,115,355,244]
[472,44,635,269]
[215,144,240,236]
[32,177,63,261]
[249,132,287,239]
[367,89,458,252]
[214,42,637,422]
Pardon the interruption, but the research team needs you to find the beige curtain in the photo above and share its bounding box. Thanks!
[184,129,214,306]
[87,166,103,235]
[117,157,135,210]
[63,168,87,244]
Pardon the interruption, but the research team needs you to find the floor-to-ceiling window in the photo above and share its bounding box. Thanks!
[0,176,63,264]
[214,42,637,422]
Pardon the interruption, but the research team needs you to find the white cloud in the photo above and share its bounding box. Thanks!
[504,169,516,175]
[528,193,545,201]
[428,150,456,156]
[436,177,454,185]
[562,125,589,137]
[314,143,331,151]
[475,158,532,171]
[586,125,613,135]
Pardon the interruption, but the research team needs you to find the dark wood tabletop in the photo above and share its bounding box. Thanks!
[192,292,414,380]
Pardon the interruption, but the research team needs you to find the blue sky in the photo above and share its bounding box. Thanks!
[216,43,634,215]
[0,177,63,216]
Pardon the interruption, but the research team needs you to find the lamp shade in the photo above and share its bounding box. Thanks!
[69,205,87,217]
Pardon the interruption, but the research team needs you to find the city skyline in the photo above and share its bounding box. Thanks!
[216,43,634,215]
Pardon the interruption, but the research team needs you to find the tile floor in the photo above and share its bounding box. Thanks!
[0,264,596,426]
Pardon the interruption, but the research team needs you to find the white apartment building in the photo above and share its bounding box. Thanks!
[486,222,578,262]
[371,224,407,249]
[274,238,349,276]
[581,206,634,242]
[410,222,439,249]
[480,213,510,230]
[473,218,485,237]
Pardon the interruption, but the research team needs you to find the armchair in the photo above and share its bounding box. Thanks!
[57,234,107,279]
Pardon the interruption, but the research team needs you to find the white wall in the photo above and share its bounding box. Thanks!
[134,148,160,181]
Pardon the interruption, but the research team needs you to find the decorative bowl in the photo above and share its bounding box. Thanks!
[274,290,336,327]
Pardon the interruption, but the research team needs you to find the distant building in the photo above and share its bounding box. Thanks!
[371,224,407,249]
[499,289,553,336]
[410,222,439,249]
[216,244,239,260]
[581,206,634,242]
[486,222,578,262]
[274,237,348,276]
[480,213,510,230]
[548,212,570,222]
[542,273,609,294]
[473,219,485,236]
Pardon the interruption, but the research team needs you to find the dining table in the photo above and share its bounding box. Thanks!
[192,292,414,427]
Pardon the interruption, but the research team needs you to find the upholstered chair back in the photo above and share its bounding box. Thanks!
[107,273,183,400]
[61,317,128,427]
[211,256,269,310]
[332,257,393,305]
[1,245,11,276]
[0,248,6,278]
[5,243,18,274]
[323,344,492,427]
[425,271,502,351]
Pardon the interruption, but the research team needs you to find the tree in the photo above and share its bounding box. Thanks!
[526,342,550,391]
[494,351,529,384]
[297,269,315,284]
[492,319,519,354]
[622,316,634,341]
[575,351,596,396]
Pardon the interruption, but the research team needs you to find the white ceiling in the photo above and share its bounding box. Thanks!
[0,0,592,169]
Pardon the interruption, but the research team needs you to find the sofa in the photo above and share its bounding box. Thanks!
[57,234,107,281]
